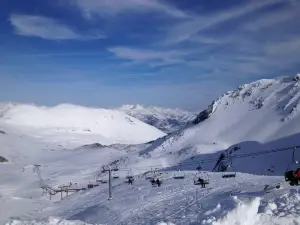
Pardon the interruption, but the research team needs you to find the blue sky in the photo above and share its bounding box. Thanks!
[0,0,300,110]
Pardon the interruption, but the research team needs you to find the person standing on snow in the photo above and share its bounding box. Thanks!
[156,179,161,187]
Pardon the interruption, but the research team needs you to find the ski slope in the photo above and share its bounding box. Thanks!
[0,103,166,146]
[4,172,300,225]
[1,75,300,225]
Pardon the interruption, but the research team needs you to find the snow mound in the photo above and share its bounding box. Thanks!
[4,217,95,225]
[0,103,166,145]
[117,104,195,133]
[202,189,300,225]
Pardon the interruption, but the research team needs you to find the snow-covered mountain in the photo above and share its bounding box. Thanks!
[117,104,196,133]
[1,75,300,225]
[131,75,300,176]
[0,103,166,146]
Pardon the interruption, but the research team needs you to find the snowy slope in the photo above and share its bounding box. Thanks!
[117,104,195,133]
[4,172,300,225]
[1,75,300,225]
[0,103,166,146]
[131,75,300,175]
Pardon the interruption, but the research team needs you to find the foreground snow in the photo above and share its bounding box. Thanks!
[3,173,300,225]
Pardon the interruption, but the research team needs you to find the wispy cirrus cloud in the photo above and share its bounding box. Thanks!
[164,0,285,44]
[108,46,191,66]
[65,0,189,19]
[9,14,105,40]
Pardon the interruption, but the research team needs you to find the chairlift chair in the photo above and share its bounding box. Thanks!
[222,167,236,178]
[144,169,155,180]
[150,176,163,187]
[173,170,185,179]
[112,171,120,179]
[96,173,108,183]
[220,159,236,179]
[193,172,209,186]
[173,164,185,179]
[125,169,134,181]
[100,179,108,184]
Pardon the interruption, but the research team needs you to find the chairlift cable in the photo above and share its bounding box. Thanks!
[117,145,300,171]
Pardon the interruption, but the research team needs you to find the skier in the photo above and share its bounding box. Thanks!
[128,177,133,185]
[151,178,156,186]
[198,177,206,188]
[156,179,161,187]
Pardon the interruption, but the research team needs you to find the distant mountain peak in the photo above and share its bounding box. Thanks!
[117,105,196,133]
[193,74,300,126]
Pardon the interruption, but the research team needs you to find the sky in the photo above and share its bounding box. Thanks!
[0,0,300,111]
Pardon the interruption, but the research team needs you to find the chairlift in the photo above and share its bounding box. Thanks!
[150,177,163,187]
[96,172,108,183]
[193,172,209,187]
[220,159,236,179]
[125,169,134,180]
[173,165,185,179]
[112,171,120,179]
[100,179,108,184]
[284,147,300,186]
[124,175,134,185]
[222,167,236,178]
[144,169,155,180]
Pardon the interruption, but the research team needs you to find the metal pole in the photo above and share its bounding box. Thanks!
[108,168,112,200]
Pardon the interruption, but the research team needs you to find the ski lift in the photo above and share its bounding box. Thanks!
[150,178,162,187]
[150,169,163,187]
[112,171,120,179]
[144,168,156,180]
[100,178,108,184]
[284,147,300,186]
[124,172,134,185]
[125,169,134,181]
[220,159,236,179]
[173,165,185,179]
[96,172,108,183]
[193,172,209,187]
[173,170,185,179]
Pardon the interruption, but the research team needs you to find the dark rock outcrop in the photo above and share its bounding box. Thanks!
[0,156,8,162]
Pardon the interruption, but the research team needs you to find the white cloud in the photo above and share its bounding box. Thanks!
[108,46,191,66]
[9,14,105,40]
[243,6,299,31]
[164,0,285,44]
[67,0,188,19]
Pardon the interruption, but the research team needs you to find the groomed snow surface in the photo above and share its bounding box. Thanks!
[4,173,300,225]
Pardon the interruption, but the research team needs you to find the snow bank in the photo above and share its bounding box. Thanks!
[203,192,300,225]
[4,217,95,225]
[156,222,176,225]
